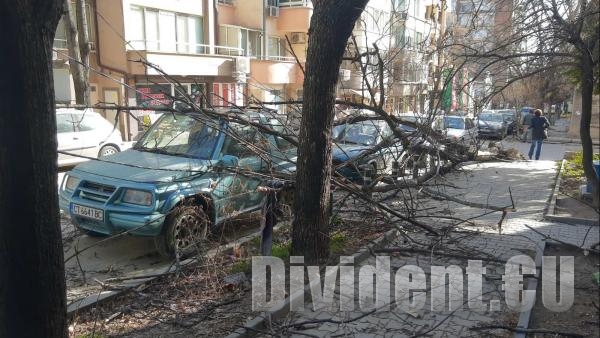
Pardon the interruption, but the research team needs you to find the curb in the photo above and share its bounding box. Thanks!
[513,240,547,338]
[543,159,599,227]
[67,223,287,316]
[544,159,565,219]
[226,227,400,338]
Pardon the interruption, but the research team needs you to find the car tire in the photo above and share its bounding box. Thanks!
[155,204,209,258]
[98,145,119,158]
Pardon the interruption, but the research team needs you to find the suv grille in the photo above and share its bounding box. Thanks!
[79,181,116,203]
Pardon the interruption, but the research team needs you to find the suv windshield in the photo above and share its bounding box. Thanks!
[135,113,220,159]
[479,114,504,122]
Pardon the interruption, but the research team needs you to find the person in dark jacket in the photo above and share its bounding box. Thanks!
[521,109,534,142]
[528,109,550,160]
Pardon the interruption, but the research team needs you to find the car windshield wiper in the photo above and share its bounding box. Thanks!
[136,146,203,159]
[135,146,181,156]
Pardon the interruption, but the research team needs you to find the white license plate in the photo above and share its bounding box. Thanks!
[71,204,104,221]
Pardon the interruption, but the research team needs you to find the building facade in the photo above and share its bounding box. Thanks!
[53,0,448,138]
[451,0,513,113]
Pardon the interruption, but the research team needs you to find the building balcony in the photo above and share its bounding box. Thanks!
[277,4,312,32]
[249,57,302,84]
[125,41,240,77]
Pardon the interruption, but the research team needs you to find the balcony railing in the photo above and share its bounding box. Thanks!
[128,40,295,62]
[127,40,243,56]
[256,55,296,62]
[278,0,312,7]
[53,38,68,49]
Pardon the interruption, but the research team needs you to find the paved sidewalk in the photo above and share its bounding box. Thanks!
[269,160,599,337]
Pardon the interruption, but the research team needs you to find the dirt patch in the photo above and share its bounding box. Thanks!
[67,197,395,338]
[69,256,254,337]
[529,244,600,337]
[556,175,599,220]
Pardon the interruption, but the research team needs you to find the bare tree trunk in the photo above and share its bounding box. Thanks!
[291,0,368,264]
[76,0,90,104]
[64,0,88,105]
[579,53,599,209]
[0,1,66,337]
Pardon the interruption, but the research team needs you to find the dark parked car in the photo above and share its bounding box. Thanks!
[477,112,508,139]
[332,120,417,182]
[497,109,517,135]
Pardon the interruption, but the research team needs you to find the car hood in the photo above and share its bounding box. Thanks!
[332,143,373,162]
[445,128,466,138]
[72,149,212,183]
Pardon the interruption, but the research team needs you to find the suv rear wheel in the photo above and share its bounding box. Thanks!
[155,204,209,258]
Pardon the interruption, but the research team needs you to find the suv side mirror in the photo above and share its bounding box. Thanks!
[218,154,239,168]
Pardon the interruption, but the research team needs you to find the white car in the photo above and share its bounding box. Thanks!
[433,115,478,158]
[56,108,130,167]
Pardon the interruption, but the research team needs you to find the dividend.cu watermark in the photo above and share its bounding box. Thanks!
[251,255,574,313]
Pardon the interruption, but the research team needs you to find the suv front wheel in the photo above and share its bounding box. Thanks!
[155,204,209,258]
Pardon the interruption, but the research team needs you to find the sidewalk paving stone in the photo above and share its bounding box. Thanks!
[269,160,599,337]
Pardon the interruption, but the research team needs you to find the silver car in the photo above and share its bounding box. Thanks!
[56,108,129,167]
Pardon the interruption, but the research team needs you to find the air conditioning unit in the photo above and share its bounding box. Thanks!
[290,32,306,44]
[267,6,279,17]
[235,56,250,74]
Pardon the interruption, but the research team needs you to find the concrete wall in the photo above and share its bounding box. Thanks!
[233,0,263,29]
[96,0,128,73]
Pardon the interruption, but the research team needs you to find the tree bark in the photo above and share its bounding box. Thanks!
[76,0,90,104]
[0,1,67,337]
[579,53,599,209]
[291,0,368,264]
[64,0,89,105]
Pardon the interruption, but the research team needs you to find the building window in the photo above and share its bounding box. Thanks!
[218,25,262,57]
[212,83,237,107]
[54,17,68,49]
[127,6,204,54]
[268,36,281,58]
[393,0,407,12]
[54,5,96,50]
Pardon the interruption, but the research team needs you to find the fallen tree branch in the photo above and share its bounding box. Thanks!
[469,325,584,337]
[421,187,515,212]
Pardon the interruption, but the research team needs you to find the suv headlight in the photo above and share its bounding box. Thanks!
[65,175,80,191]
[122,189,153,206]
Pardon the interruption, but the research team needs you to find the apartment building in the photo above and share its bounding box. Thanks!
[53,0,310,139]
[215,0,308,110]
[52,0,446,137]
[389,0,443,115]
[452,0,514,112]
[337,0,444,115]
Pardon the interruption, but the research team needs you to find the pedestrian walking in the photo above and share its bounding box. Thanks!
[521,109,534,142]
[528,109,550,160]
